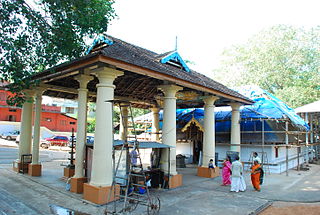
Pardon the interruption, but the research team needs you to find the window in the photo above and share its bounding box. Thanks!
[65,107,75,114]
[0,92,6,101]
[275,147,279,158]
[43,118,52,122]
[9,109,17,112]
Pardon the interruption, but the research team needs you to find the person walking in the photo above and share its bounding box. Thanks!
[251,160,261,191]
[221,156,231,186]
[230,155,246,192]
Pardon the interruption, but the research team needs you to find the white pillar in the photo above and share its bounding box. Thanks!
[31,89,44,164]
[230,102,241,153]
[158,85,182,175]
[90,68,123,187]
[18,90,35,161]
[150,107,160,141]
[119,106,128,141]
[74,74,93,178]
[202,96,219,167]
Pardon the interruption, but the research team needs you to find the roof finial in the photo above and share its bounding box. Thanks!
[175,36,178,51]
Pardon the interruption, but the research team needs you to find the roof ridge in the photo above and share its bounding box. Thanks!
[106,35,159,56]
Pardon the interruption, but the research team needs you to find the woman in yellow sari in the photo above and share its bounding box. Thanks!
[251,160,261,191]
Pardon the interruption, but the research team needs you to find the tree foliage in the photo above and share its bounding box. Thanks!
[0,0,116,105]
[213,25,320,108]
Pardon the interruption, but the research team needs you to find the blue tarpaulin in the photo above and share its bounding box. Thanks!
[135,86,308,143]
[174,86,308,143]
[173,85,308,130]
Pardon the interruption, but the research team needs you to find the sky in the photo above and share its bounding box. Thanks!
[107,0,320,78]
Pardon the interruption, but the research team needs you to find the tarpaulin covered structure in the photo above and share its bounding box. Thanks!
[135,86,308,143]
[177,86,309,144]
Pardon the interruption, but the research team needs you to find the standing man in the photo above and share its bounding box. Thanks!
[230,155,246,192]
[253,152,261,164]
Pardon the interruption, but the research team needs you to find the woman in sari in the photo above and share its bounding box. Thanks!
[221,156,231,186]
[251,160,261,191]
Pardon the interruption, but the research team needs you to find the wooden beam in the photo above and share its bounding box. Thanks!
[98,55,253,104]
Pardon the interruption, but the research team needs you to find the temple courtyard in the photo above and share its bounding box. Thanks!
[1,141,320,215]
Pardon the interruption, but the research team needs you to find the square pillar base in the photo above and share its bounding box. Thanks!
[197,166,220,178]
[70,177,87,194]
[64,167,75,178]
[83,183,120,205]
[167,174,183,189]
[13,161,29,173]
[13,161,21,173]
[28,164,42,176]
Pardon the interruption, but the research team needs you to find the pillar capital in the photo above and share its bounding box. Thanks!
[150,107,160,113]
[203,96,219,106]
[229,102,242,111]
[158,84,183,98]
[34,87,45,96]
[93,67,123,86]
[23,89,35,98]
[75,74,94,89]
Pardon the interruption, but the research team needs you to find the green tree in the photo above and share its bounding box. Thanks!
[0,0,116,105]
[213,25,320,108]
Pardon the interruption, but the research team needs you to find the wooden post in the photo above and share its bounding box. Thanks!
[261,119,265,165]
[285,121,289,176]
[297,134,300,171]
[305,113,309,164]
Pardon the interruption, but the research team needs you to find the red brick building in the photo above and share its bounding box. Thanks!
[0,89,77,132]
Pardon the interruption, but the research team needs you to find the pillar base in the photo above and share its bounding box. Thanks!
[13,161,29,173]
[70,177,87,194]
[64,167,75,178]
[165,174,183,189]
[28,164,42,176]
[13,161,21,173]
[197,166,220,178]
[83,183,120,205]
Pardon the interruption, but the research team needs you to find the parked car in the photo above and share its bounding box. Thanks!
[40,135,69,148]
[86,136,94,144]
[1,130,20,141]
[67,135,94,147]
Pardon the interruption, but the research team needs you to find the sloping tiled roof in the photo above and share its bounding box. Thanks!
[97,35,251,103]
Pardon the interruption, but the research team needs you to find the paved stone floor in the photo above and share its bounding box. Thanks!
[1,142,320,215]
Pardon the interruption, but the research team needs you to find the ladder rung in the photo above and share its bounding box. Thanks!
[132,183,147,187]
[130,173,146,177]
[116,195,147,202]
[129,192,147,198]
[115,182,127,185]
[115,176,128,180]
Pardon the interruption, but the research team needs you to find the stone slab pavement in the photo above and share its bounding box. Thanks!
[0,160,320,215]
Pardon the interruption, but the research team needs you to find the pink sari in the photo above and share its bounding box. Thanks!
[222,160,231,185]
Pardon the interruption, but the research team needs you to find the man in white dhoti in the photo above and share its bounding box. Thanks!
[230,155,246,192]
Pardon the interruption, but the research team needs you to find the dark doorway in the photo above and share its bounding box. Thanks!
[184,122,203,164]
[8,115,16,122]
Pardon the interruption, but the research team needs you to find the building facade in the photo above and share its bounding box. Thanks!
[0,89,77,132]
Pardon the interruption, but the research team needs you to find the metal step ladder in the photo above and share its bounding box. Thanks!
[105,100,160,215]
[247,151,270,174]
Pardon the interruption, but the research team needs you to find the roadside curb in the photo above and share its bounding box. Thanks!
[249,201,273,215]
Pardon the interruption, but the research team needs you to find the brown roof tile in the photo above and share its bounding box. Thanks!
[99,35,252,103]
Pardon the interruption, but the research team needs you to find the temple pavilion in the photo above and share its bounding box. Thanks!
[12,35,252,204]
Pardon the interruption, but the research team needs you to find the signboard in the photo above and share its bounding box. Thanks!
[226,151,239,163]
